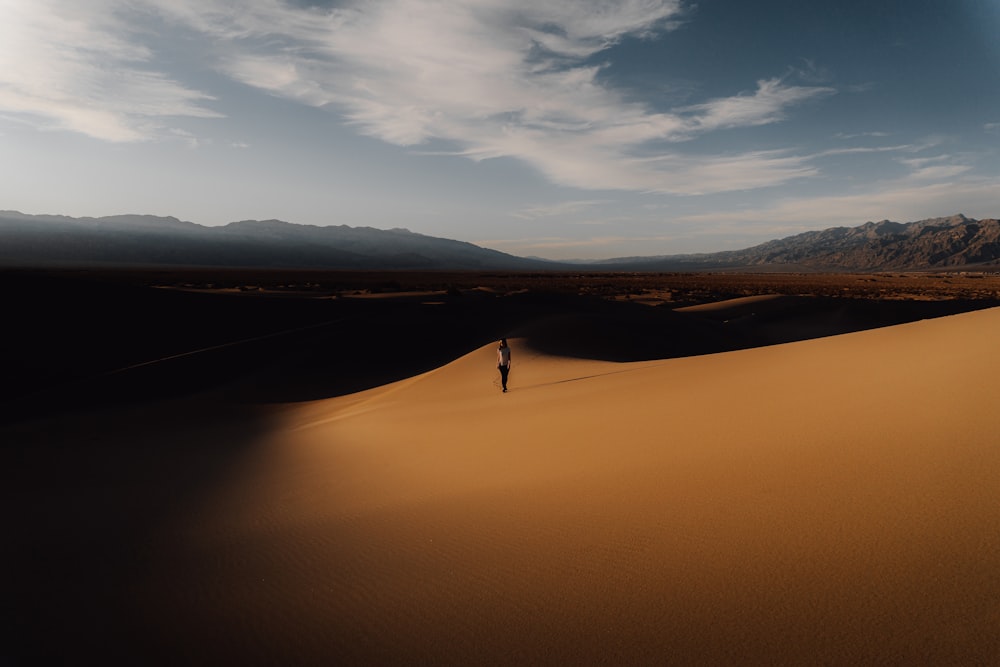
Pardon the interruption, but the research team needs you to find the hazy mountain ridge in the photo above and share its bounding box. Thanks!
[731,214,1000,270]
[600,214,1000,271]
[2,211,998,271]
[0,211,554,271]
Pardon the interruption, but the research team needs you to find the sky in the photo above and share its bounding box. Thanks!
[1,0,999,260]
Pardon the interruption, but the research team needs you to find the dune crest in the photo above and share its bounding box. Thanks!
[6,304,1000,664]
[244,307,1000,664]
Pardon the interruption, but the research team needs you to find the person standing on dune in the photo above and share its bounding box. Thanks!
[497,338,512,393]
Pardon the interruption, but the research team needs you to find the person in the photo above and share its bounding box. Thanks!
[497,338,512,392]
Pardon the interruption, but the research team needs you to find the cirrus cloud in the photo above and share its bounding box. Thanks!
[0,0,221,142]
[2,0,836,192]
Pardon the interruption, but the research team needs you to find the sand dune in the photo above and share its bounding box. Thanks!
[5,305,1000,664]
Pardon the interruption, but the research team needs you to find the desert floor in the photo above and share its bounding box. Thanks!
[3,269,1000,665]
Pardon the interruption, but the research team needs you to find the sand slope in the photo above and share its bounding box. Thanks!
[6,306,1000,665]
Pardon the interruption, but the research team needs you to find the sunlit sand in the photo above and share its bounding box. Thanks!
[6,303,1000,664]
[174,308,1000,662]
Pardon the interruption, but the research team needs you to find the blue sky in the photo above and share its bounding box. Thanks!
[1,0,998,259]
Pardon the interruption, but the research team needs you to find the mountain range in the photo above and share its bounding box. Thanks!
[1,210,998,272]
[0,210,555,271]
[603,214,1000,272]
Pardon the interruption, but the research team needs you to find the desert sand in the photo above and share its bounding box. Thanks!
[4,280,1000,665]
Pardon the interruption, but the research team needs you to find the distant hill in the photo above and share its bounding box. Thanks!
[598,214,1000,272]
[2,210,999,272]
[0,211,558,271]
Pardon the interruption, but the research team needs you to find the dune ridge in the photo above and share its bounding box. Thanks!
[5,304,1000,665]
[182,308,1000,663]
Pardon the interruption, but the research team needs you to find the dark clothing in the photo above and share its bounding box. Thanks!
[498,364,510,391]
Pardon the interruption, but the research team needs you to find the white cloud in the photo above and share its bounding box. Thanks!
[673,175,1000,232]
[812,144,912,158]
[146,0,834,193]
[679,77,834,134]
[512,199,610,220]
[835,131,890,139]
[2,0,838,191]
[897,155,973,181]
[0,0,221,141]
[629,150,820,194]
[904,164,973,181]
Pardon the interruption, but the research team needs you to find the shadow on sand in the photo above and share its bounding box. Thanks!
[4,270,998,423]
[3,270,999,664]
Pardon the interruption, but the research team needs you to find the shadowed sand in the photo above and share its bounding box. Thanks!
[5,303,1000,664]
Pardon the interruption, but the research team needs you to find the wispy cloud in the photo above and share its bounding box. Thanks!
[835,131,890,140]
[677,77,833,134]
[895,154,973,181]
[512,200,611,220]
[0,0,221,141]
[673,172,1000,232]
[811,144,912,158]
[2,0,837,192]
